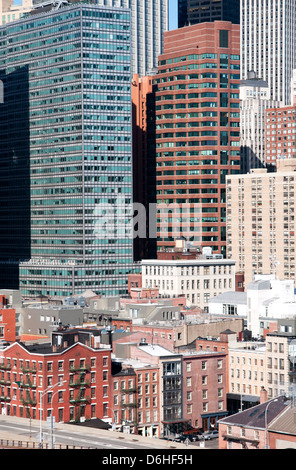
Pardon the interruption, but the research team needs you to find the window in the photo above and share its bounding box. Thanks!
[219,30,229,48]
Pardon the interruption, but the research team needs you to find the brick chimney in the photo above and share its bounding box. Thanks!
[260,387,268,404]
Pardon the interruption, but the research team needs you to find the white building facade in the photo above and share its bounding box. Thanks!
[240,71,280,172]
[141,258,236,312]
[241,0,296,105]
[209,275,296,338]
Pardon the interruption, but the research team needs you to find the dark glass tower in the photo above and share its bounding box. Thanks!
[178,0,240,28]
[0,2,134,298]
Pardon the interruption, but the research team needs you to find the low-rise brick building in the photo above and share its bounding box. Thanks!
[182,350,228,431]
[0,329,112,425]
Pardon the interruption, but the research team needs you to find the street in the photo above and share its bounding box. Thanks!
[0,415,205,450]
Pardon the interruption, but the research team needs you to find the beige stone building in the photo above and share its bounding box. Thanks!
[141,258,236,312]
[229,342,266,398]
[0,0,32,25]
[228,332,296,401]
[265,333,295,399]
[226,158,296,286]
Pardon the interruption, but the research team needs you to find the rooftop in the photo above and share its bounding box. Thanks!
[141,259,235,266]
[219,396,291,429]
[137,344,176,357]
[268,404,296,436]
[208,291,247,305]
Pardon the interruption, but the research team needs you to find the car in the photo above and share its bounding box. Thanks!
[173,434,198,443]
[202,430,219,440]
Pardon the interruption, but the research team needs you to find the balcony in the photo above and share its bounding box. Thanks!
[21,397,37,406]
[121,402,137,408]
[69,364,90,373]
[70,378,90,388]
[20,366,37,374]
[23,380,37,389]
[0,395,10,402]
[69,394,91,404]
[0,379,10,386]
[121,387,137,393]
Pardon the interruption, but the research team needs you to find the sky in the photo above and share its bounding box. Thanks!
[169,0,178,30]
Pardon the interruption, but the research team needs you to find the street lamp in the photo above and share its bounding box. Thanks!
[39,380,67,448]
[107,407,126,432]
[49,387,66,449]
[107,406,116,431]
[264,398,278,449]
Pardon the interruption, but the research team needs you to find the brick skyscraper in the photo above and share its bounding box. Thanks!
[154,21,240,257]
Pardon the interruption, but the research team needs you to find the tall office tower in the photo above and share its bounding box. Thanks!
[241,0,296,106]
[226,158,296,286]
[0,2,134,297]
[0,0,32,25]
[178,0,240,28]
[240,71,280,172]
[33,0,169,77]
[154,21,241,257]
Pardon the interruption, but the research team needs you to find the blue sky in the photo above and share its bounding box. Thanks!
[169,0,178,30]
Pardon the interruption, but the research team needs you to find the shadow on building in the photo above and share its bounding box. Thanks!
[132,84,157,262]
[0,66,31,289]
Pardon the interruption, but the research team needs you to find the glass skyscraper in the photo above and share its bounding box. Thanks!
[32,0,169,77]
[0,2,134,297]
[178,0,240,28]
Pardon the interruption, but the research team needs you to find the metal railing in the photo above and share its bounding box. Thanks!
[0,438,92,449]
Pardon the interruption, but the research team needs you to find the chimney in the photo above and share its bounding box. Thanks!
[52,345,57,352]
[260,387,268,404]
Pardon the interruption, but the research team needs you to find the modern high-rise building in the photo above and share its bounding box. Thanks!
[0,2,134,297]
[178,0,240,28]
[240,0,296,106]
[226,158,296,286]
[240,71,280,172]
[154,21,241,257]
[33,0,169,77]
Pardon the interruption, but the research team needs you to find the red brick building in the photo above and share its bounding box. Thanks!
[265,103,296,168]
[154,21,240,257]
[111,364,160,437]
[0,333,112,424]
[182,351,228,431]
[0,293,16,342]
[0,307,16,342]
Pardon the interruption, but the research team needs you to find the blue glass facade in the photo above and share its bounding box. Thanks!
[0,3,134,297]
